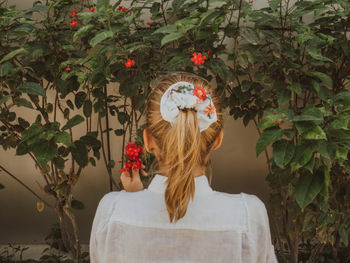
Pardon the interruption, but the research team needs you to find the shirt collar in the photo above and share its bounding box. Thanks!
[147,174,213,196]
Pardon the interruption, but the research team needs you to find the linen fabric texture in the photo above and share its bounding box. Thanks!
[89,174,278,263]
[160,81,217,132]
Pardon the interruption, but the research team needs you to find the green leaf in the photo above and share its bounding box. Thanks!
[304,156,315,174]
[83,100,92,118]
[329,115,349,130]
[55,131,72,146]
[0,95,11,105]
[0,47,26,63]
[71,140,88,167]
[71,199,85,210]
[316,141,337,159]
[306,71,333,88]
[21,123,43,142]
[32,140,58,168]
[256,128,284,157]
[290,83,302,94]
[292,106,324,122]
[301,126,327,140]
[114,129,124,136]
[294,171,323,210]
[240,27,260,45]
[165,55,191,70]
[199,9,221,26]
[207,58,231,81]
[290,142,315,172]
[272,139,295,169]
[73,24,94,41]
[161,32,183,47]
[13,97,33,109]
[16,141,29,155]
[326,128,350,140]
[307,48,333,62]
[75,91,87,109]
[295,121,316,134]
[0,62,13,77]
[89,31,114,47]
[16,82,45,97]
[117,112,129,125]
[152,24,177,34]
[62,115,84,131]
[172,0,186,12]
[256,114,278,129]
[278,89,290,106]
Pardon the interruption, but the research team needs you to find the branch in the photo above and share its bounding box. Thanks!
[0,164,53,209]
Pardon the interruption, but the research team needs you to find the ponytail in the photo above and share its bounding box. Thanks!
[145,72,223,223]
[162,109,201,223]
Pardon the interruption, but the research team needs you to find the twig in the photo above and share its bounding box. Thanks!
[0,164,53,209]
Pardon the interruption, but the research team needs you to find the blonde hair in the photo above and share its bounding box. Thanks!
[145,72,224,223]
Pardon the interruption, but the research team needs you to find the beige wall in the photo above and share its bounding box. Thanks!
[0,0,276,245]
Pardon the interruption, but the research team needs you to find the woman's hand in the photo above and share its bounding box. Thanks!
[120,164,148,192]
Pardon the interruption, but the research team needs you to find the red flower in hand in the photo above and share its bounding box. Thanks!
[89,7,95,12]
[70,19,77,27]
[193,85,207,101]
[119,141,145,173]
[190,52,206,65]
[125,59,134,68]
[72,10,77,17]
[147,21,153,25]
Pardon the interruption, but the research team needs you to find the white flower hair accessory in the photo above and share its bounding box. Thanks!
[160,81,217,132]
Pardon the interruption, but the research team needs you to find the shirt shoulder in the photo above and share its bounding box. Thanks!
[240,193,270,232]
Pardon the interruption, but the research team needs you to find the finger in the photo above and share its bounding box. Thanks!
[140,169,148,177]
[131,167,140,181]
[121,171,131,178]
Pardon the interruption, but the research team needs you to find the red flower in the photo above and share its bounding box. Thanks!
[190,52,206,65]
[207,50,210,54]
[347,66,350,73]
[204,104,216,117]
[70,19,77,27]
[193,85,207,101]
[117,6,127,12]
[89,7,95,12]
[125,59,134,68]
[65,67,71,71]
[119,141,145,173]
[147,21,152,25]
[72,10,77,17]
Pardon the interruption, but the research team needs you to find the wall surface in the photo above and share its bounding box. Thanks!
[0,0,275,249]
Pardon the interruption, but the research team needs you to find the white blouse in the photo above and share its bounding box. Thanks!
[89,174,278,262]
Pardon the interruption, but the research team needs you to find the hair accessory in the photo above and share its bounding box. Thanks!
[160,81,217,132]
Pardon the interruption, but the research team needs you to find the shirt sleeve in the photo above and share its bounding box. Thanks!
[89,191,120,263]
[242,193,278,263]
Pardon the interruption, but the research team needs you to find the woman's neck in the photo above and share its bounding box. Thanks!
[157,163,206,178]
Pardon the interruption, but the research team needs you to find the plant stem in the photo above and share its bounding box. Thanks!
[0,164,53,209]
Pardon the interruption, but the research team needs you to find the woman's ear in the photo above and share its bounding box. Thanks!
[143,128,154,153]
[212,129,224,151]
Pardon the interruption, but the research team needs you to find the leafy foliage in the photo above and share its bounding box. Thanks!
[0,0,349,262]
